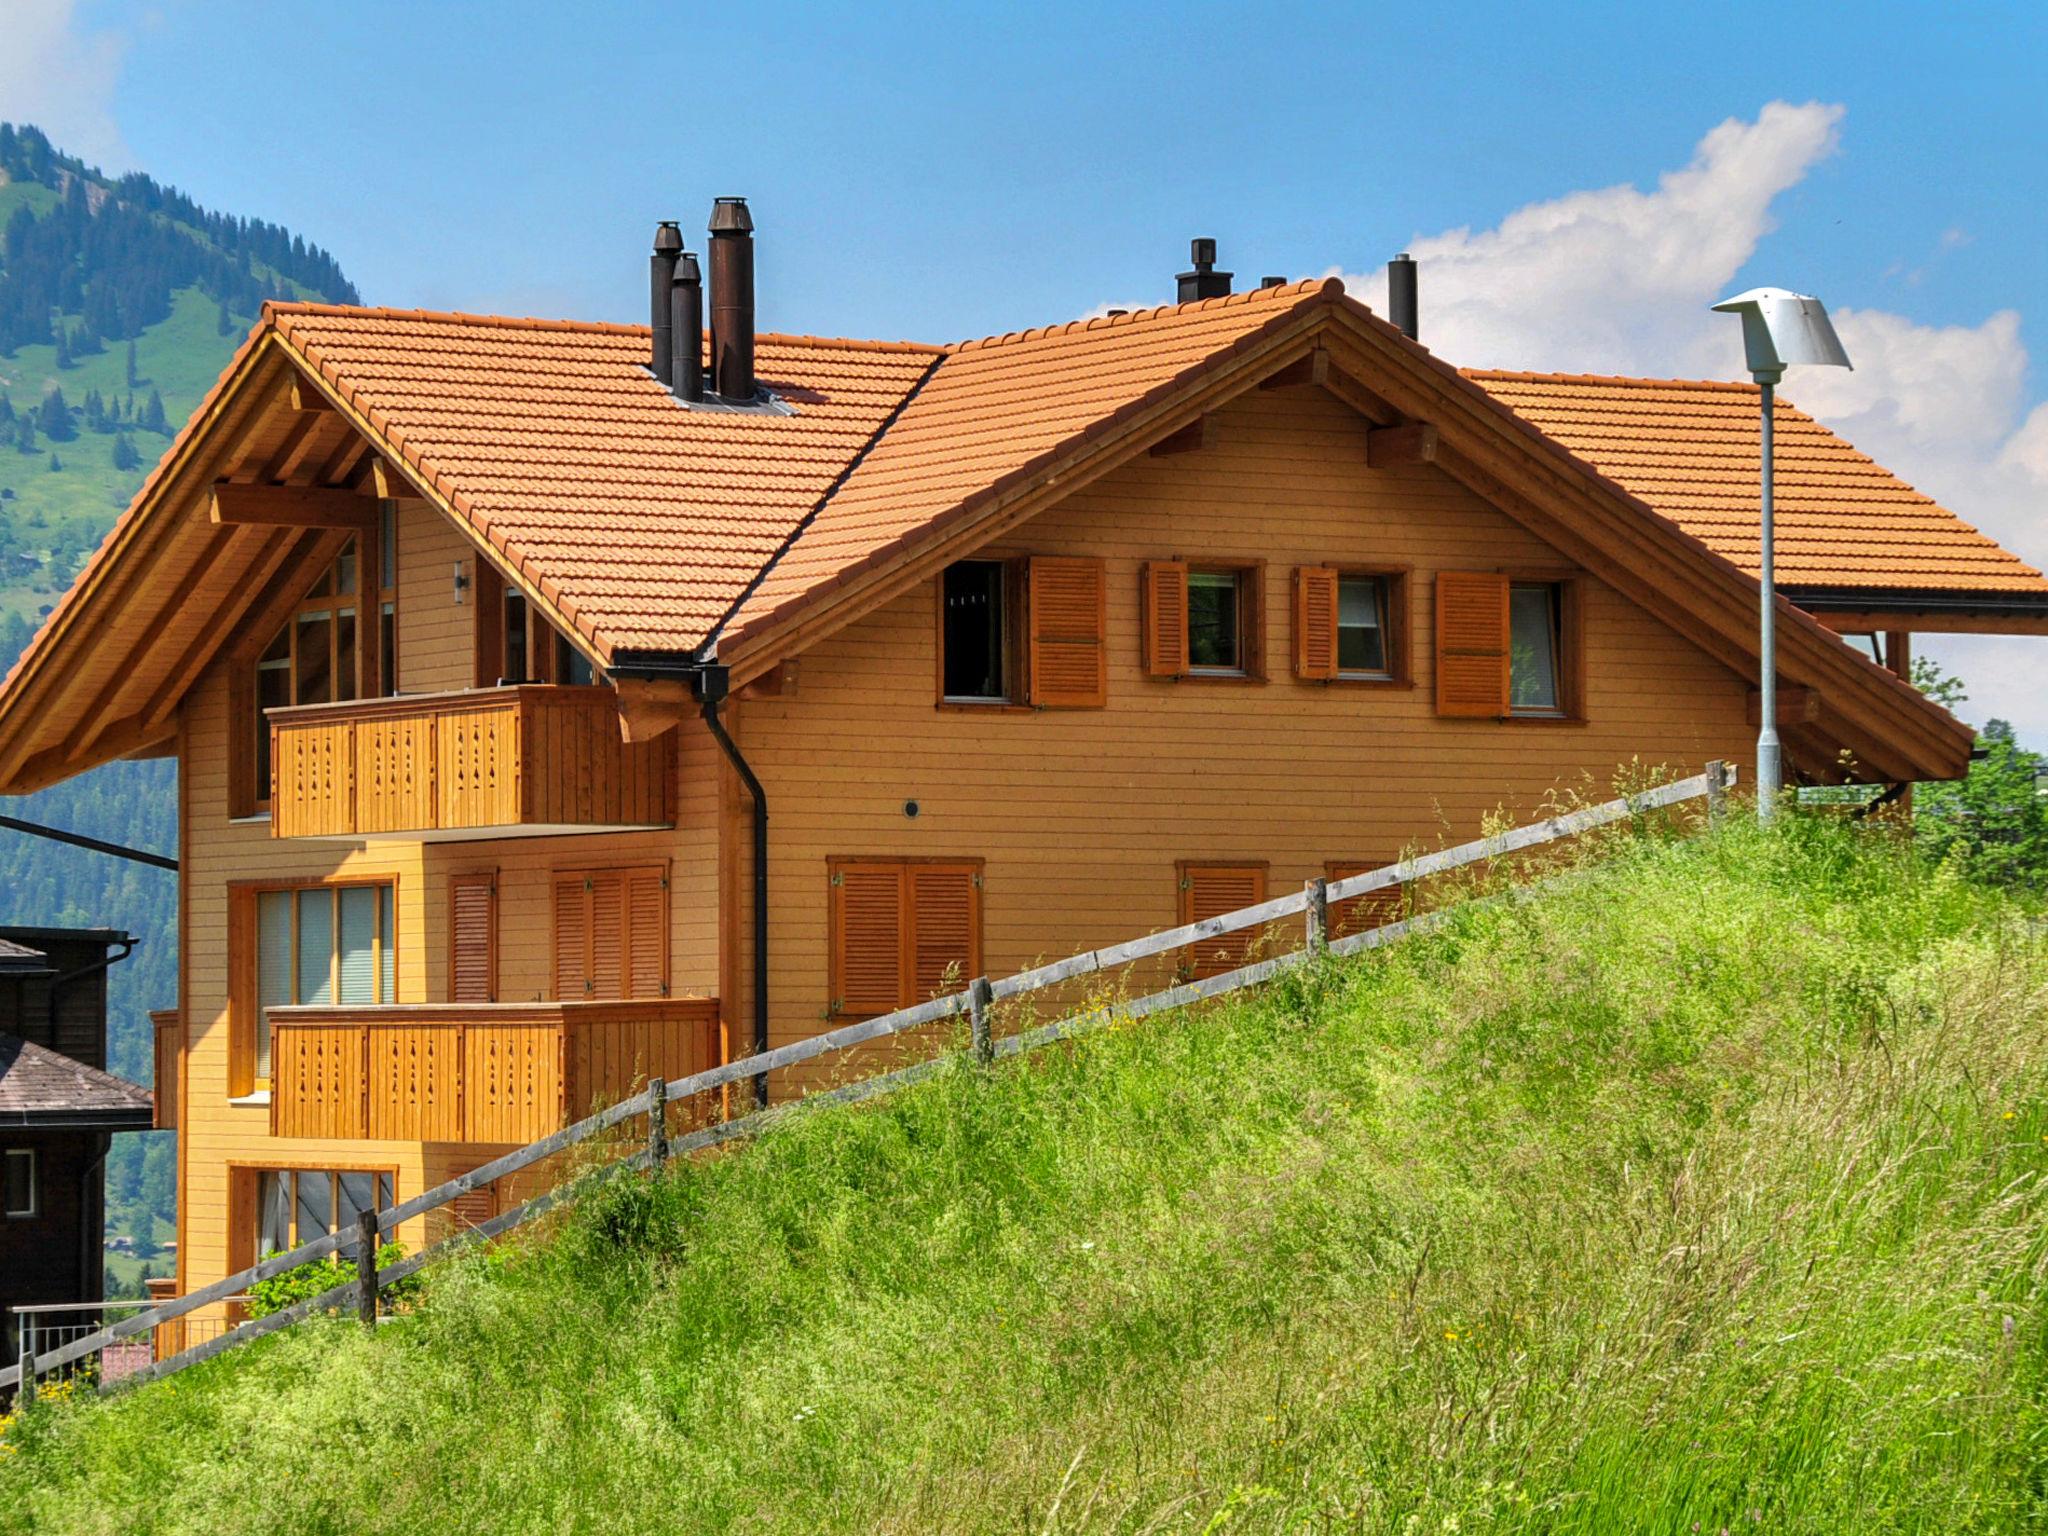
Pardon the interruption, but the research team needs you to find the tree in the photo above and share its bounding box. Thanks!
[1913,661,2048,888]
[47,451,61,472]
[125,336,139,389]
[14,416,34,454]
[36,386,77,442]
[111,433,140,471]
[141,388,167,433]
[53,327,71,368]
[217,298,233,336]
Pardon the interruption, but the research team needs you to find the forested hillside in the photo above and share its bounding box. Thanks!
[0,123,357,1284]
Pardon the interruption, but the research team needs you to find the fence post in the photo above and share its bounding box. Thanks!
[17,1316,33,1406]
[647,1074,669,1167]
[355,1209,379,1328]
[1706,758,1729,826]
[968,976,994,1066]
[1305,878,1329,955]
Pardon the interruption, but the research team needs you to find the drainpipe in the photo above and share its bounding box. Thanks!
[695,665,770,1109]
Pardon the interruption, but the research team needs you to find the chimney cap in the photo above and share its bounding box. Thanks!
[675,251,701,282]
[1259,275,1286,289]
[653,221,684,255]
[709,197,754,234]
[1189,237,1218,269]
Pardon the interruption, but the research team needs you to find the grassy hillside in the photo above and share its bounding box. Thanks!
[3,817,2042,1533]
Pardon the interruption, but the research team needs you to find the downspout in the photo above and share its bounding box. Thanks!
[696,666,769,1109]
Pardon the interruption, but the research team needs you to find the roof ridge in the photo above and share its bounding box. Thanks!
[266,301,947,354]
[1464,368,1761,393]
[945,275,1344,355]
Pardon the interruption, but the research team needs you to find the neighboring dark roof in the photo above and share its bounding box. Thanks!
[0,926,134,947]
[0,1033,152,1129]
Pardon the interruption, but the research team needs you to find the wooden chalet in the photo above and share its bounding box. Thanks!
[0,210,2041,1321]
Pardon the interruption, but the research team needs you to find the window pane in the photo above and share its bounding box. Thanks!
[257,890,294,1079]
[377,1173,394,1209]
[380,504,397,592]
[378,884,395,1003]
[335,608,358,702]
[297,890,335,1007]
[1509,584,1561,712]
[295,1169,332,1240]
[503,593,528,683]
[294,612,334,705]
[258,1171,289,1255]
[1187,571,1240,670]
[942,561,1006,700]
[338,886,377,1004]
[4,1150,32,1216]
[380,604,396,697]
[1337,576,1388,674]
[337,1173,376,1231]
[335,538,358,597]
[255,656,290,804]
[557,634,594,686]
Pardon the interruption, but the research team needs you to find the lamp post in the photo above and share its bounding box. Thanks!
[1709,287,1853,822]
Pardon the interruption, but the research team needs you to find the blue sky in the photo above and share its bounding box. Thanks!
[6,0,2045,737]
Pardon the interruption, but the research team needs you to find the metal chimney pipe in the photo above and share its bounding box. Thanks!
[1388,253,1418,340]
[670,252,703,403]
[1177,238,1233,304]
[708,197,756,401]
[649,222,683,379]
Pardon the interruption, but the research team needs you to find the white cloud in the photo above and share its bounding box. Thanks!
[0,1,129,169]
[1335,101,2048,748]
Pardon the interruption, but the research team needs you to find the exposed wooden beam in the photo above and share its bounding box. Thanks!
[614,678,690,743]
[1365,422,1439,468]
[271,416,346,485]
[288,374,332,414]
[371,457,421,500]
[1258,348,1330,391]
[1148,416,1215,458]
[9,714,176,797]
[254,410,324,483]
[211,483,377,529]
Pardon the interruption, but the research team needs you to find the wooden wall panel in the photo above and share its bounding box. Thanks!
[395,501,473,696]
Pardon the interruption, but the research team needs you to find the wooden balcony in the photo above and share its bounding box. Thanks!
[268,997,725,1144]
[268,685,674,841]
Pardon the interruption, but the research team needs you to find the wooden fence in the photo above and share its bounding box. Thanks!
[3,763,1731,1399]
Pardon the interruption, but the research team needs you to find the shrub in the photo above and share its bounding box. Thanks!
[245,1243,422,1320]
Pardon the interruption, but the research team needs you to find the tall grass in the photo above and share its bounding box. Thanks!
[4,817,2045,1533]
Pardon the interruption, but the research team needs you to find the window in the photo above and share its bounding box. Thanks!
[255,1168,394,1256]
[829,858,982,1018]
[942,560,1008,702]
[1434,571,1579,720]
[1143,561,1264,680]
[1324,860,1406,938]
[232,880,397,1093]
[238,521,395,816]
[1509,583,1563,715]
[449,870,497,1003]
[475,563,597,687]
[1293,566,1410,683]
[1177,862,1268,980]
[551,864,668,1000]
[3,1149,35,1218]
[936,556,1105,709]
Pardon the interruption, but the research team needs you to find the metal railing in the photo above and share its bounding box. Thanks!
[9,1300,248,1403]
[2,762,1732,1397]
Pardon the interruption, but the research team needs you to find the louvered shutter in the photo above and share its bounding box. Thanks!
[1434,571,1510,717]
[1179,864,1267,980]
[551,873,587,1000]
[1026,557,1107,708]
[832,863,905,1018]
[1141,560,1190,678]
[450,871,497,1003]
[910,865,980,1001]
[1325,861,1404,938]
[586,871,626,1000]
[1293,566,1340,680]
[625,866,669,998]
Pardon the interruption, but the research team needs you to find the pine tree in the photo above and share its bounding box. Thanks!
[13,417,34,454]
[111,433,140,471]
[141,388,167,433]
[47,451,61,472]
[53,327,72,368]
[217,298,232,336]
[37,387,77,442]
[125,336,139,389]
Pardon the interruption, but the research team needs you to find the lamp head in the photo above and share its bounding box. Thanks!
[1710,286,1852,382]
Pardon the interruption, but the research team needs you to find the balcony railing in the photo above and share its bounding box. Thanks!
[268,997,724,1144]
[268,685,675,841]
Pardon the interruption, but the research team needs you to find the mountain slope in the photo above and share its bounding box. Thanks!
[3,820,2042,1533]
[0,123,359,1280]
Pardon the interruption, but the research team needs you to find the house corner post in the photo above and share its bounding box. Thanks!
[355,1209,379,1327]
[968,976,994,1066]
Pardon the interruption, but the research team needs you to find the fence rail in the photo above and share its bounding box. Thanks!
[3,763,1731,1396]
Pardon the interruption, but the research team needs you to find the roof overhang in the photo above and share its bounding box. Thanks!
[0,1106,154,1132]
[1789,589,2048,636]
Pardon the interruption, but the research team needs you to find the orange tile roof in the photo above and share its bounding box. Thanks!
[1468,371,2047,595]
[271,304,941,656]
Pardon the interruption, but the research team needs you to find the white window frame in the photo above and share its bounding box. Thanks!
[4,1148,37,1219]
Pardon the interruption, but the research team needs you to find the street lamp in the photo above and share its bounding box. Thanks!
[1709,287,1853,821]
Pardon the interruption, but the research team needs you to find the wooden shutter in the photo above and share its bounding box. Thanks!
[910,864,981,1001]
[1141,560,1190,678]
[831,862,905,1018]
[587,871,625,999]
[1434,571,1510,717]
[1027,556,1107,708]
[449,871,497,1003]
[1178,863,1267,980]
[1325,861,1405,938]
[625,866,670,998]
[551,873,586,999]
[1293,565,1340,680]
